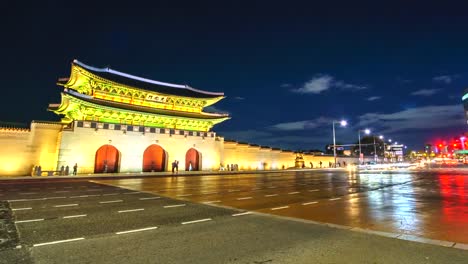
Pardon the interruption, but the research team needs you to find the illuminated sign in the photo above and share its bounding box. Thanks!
[145,94,168,103]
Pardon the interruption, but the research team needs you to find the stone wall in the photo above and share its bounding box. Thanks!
[222,141,362,170]
[0,122,62,176]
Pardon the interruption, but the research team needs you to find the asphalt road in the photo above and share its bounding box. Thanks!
[0,170,467,263]
[99,170,468,244]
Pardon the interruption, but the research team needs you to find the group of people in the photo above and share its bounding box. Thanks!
[310,161,346,168]
[32,163,78,176]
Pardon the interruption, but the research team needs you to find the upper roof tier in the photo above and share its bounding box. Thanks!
[63,60,225,99]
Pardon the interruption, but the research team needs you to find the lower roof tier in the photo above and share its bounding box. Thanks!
[48,91,230,132]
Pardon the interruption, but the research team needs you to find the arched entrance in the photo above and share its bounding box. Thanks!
[142,144,166,172]
[185,148,201,171]
[95,144,120,173]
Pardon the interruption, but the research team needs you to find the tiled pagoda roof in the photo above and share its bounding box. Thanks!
[68,60,224,99]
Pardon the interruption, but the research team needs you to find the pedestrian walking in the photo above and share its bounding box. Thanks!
[65,165,69,176]
[171,160,176,173]
[73,163,78,175]
[310,162,313,168]
[60,165,65,176]
[319,161,322,168]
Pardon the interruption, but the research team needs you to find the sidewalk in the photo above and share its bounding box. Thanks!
[0,167,347,181]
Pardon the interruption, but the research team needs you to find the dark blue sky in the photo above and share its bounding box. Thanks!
[2,0,468,150]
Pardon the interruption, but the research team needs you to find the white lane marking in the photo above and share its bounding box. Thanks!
[271,206,289,211]
[265,194,278,197]
[19,192,38,195]
[308,189,319,192]
[9,198,45,202]
[177,194,193,197]
[201,191,218,195]
[12,208,32,211]
[163,204,186,208]
[53,204,78,208]
[232,212,253,217]
[63,214,87,219]
[329,198,341,201]
[118,208,145,213]
[70,195,87,198]
[15,218,44,223]
[139,197,161,200]
[33,238,85,247]
[236,197,253,200]
[302,201,319,205]
[228,190,240,192]
[87,194,100,197]
[202,200,221,204]
[181,218,212,225]
[268,186,277,189]
[54,191,70,193]
[47,196,67,200]
[288,192,300,195]
[123,192,140,195]
[99,200,123,204]
[103,193,119,196]
[116,227,158,235]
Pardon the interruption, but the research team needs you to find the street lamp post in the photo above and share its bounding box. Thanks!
[379,135,385,162]
[373,136,377,162]
[358,129,370,164]
[333,120,347,168]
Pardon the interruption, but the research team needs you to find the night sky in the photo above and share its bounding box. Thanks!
[2,1,468,151]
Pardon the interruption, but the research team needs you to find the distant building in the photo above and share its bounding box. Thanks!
[463,88,468,125]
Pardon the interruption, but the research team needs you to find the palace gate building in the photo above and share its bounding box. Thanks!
[0,60,338,176]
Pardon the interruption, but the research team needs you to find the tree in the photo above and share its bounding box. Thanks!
[351,136,385,157]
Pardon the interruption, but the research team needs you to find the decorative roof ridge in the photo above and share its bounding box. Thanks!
[31,120,65,126]
[0,127,30,132]
[73,59,224,97]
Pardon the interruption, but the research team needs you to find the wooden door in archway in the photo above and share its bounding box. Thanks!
[185,148,201,171]
[95,145,120,173]
[142,144,166,172]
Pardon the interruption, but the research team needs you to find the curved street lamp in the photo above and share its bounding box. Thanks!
[333,120,347,168]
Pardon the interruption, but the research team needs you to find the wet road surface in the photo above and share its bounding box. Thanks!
[1,170,468,263]
[97,169,468,244]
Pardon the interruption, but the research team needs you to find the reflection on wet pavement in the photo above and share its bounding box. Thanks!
[97,170,468,243]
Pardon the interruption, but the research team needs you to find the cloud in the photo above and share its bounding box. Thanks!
[334,81,367,91]
[410,89,441,96]
[357,104,465,134]
[433,75,458,84]
[367,96,381,101]
[291,75,367,94]
[291,75,333,94]
[280,83,292,88]
[270,117,332,131]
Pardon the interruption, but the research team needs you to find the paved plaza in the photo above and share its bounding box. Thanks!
[1,169,468,263]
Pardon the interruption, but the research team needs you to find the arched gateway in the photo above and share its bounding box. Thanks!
[185,148,201,171]
[95,144,120,173]
[142,144,166,172]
